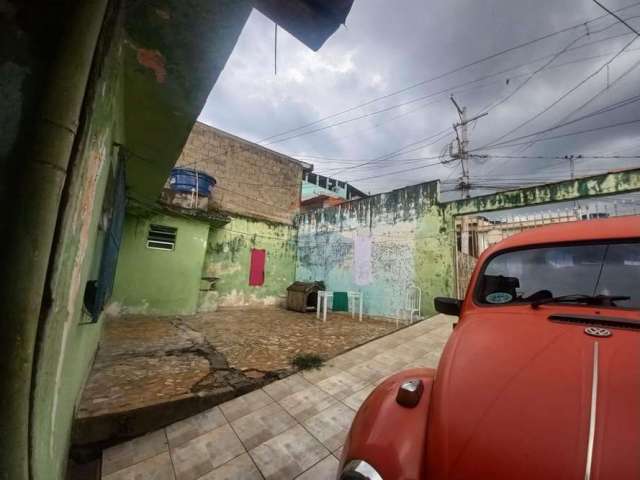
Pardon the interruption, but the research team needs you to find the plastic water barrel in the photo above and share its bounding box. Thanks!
[169,168,216,196]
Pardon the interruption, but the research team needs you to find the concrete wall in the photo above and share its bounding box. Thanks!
[202,216,298,309]
[297,182,444,318]
[112,212,210,315]
[296,169,640,319]
[175,123,306,224]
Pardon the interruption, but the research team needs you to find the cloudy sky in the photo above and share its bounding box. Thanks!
[199,0,640,198]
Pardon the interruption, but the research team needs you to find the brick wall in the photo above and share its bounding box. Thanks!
[174,122,306,224]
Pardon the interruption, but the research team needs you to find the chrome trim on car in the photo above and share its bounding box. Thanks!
[585,342,599,480]
[340,460,383,480]
[396,379,424,407]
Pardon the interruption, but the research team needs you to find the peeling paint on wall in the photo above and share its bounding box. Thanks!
[296,170,640,319]
[135,47,166,83]
[203,216,297,309]
[353,234,372,286]
[296,182,436,318]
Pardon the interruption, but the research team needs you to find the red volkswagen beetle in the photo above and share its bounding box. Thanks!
[339,216,640,479]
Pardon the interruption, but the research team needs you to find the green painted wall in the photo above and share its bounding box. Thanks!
[203,216,298,308]
[112,212,210,315]
[27,5,126,479]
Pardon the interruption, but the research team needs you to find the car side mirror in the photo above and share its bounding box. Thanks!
[434,297,462,316]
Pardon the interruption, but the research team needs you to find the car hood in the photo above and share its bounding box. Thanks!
[425,310,640,480]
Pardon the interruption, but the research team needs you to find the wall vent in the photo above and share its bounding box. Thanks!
[147,224,177,251]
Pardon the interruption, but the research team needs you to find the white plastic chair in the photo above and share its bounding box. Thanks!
[397,284,422,327]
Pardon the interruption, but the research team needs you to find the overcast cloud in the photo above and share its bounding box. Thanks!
[199,0,640,198]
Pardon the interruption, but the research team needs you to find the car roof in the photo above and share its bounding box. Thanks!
[488,215,640,253]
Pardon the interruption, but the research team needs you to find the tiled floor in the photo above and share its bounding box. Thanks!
[101,314,454,480]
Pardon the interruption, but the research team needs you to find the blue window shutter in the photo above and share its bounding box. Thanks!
[88,162,126,320]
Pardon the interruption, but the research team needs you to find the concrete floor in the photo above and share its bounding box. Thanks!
[100,314,454,480]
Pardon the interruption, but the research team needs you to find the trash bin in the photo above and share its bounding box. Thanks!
[286,281,325,312]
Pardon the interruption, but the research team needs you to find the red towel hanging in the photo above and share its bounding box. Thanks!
[249,249,266,286]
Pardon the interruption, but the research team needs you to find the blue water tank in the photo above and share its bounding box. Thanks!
[169,168,216,197]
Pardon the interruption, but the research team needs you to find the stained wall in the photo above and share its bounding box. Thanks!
[297,182,443,318]
[296,169,640,319]
[201,216,298,308]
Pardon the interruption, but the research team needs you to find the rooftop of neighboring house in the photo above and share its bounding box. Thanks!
[300,194,347,212]
[302,171,367,203]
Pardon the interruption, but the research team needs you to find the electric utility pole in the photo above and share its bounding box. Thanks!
[448,95,488,199]
[564,154,582,216]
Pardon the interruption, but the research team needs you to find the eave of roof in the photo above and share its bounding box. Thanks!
[252,0,354,51]
[123,0,352,201]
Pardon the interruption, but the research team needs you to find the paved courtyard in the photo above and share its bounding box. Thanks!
[100,314,454,480]
[185,308,400,372]
[78,309,399,419]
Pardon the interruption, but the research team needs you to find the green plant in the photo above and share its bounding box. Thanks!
[291,353,324,370]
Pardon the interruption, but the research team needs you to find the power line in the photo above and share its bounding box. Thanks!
[262,18,640,148]
[473,93,640,151]
[334,149,602,187]
[594,0,640,35]
[324,150,640,177]
[329,128,452,177]
[478,34,640,152]
[293,74,513,153]
[517,56,640,151]
[287,43,640,166]
[477,118,640,151]
[178,34,640,176]
[342,158,444,183]
[476,154,640,160]
[261,68,529,147]
[256,1,640,144]
[172,103,640,192]
[477,33,587,115]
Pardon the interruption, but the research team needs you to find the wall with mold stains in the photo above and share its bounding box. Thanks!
[111,212,210,315]
[203,216,298,308]
[297,182,441,318]
[296,169,640,320]
[111,212,298,313]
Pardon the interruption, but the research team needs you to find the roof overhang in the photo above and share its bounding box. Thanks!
[252,0,354,51]
[122,0,352,202]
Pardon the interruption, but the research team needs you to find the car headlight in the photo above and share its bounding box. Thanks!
[339,460,383,480]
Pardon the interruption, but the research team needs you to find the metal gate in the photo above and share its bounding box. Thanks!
[454,203,631,298]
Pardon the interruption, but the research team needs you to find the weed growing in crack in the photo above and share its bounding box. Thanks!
[291,353,324,370]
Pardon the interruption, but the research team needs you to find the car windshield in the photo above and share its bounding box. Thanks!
[476,242,640,309]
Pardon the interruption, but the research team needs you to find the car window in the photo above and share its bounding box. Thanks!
[477,242,640,308]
